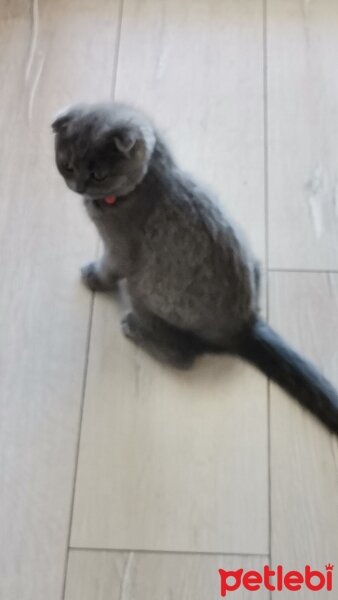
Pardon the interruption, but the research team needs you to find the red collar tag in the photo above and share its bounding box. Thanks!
[105,195,117,205]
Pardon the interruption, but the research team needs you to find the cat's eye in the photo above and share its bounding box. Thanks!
[64,164,73,173]
[91,171,108,182]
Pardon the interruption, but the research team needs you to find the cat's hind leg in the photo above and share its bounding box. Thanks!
[121,309,204,369]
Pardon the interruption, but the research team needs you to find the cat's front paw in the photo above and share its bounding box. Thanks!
[81,262,106,292]
[121,312,140,340]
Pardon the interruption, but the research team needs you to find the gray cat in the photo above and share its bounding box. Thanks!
[52,102,338,433]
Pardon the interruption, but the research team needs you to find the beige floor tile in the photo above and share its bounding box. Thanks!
[0,2,120,599]
[267,0,338,269]
[71,0,268,556]
[269,272,338,597]
[71,293,268,553]
[65,550,270,599]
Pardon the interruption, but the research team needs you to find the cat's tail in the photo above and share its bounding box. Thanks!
[235,317,338,433]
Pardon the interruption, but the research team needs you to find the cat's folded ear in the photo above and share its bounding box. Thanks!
[51,106,73,133]
[113,127,137,157]
[51,105,81,134]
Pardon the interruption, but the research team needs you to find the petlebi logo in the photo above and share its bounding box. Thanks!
[218,564,334,596]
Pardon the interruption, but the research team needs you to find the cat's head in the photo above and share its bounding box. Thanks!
[52,102,156,198]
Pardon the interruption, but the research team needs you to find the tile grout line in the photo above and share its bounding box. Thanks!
[269,267,338,274]
[263,4,269,281]
[262,1,272,594]
[61,2,124,597]
[68,546,270,559]
[110,0,124,99]
[61,290,96,600]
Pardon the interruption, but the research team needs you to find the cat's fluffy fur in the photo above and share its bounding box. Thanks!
[53,102,338,433]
